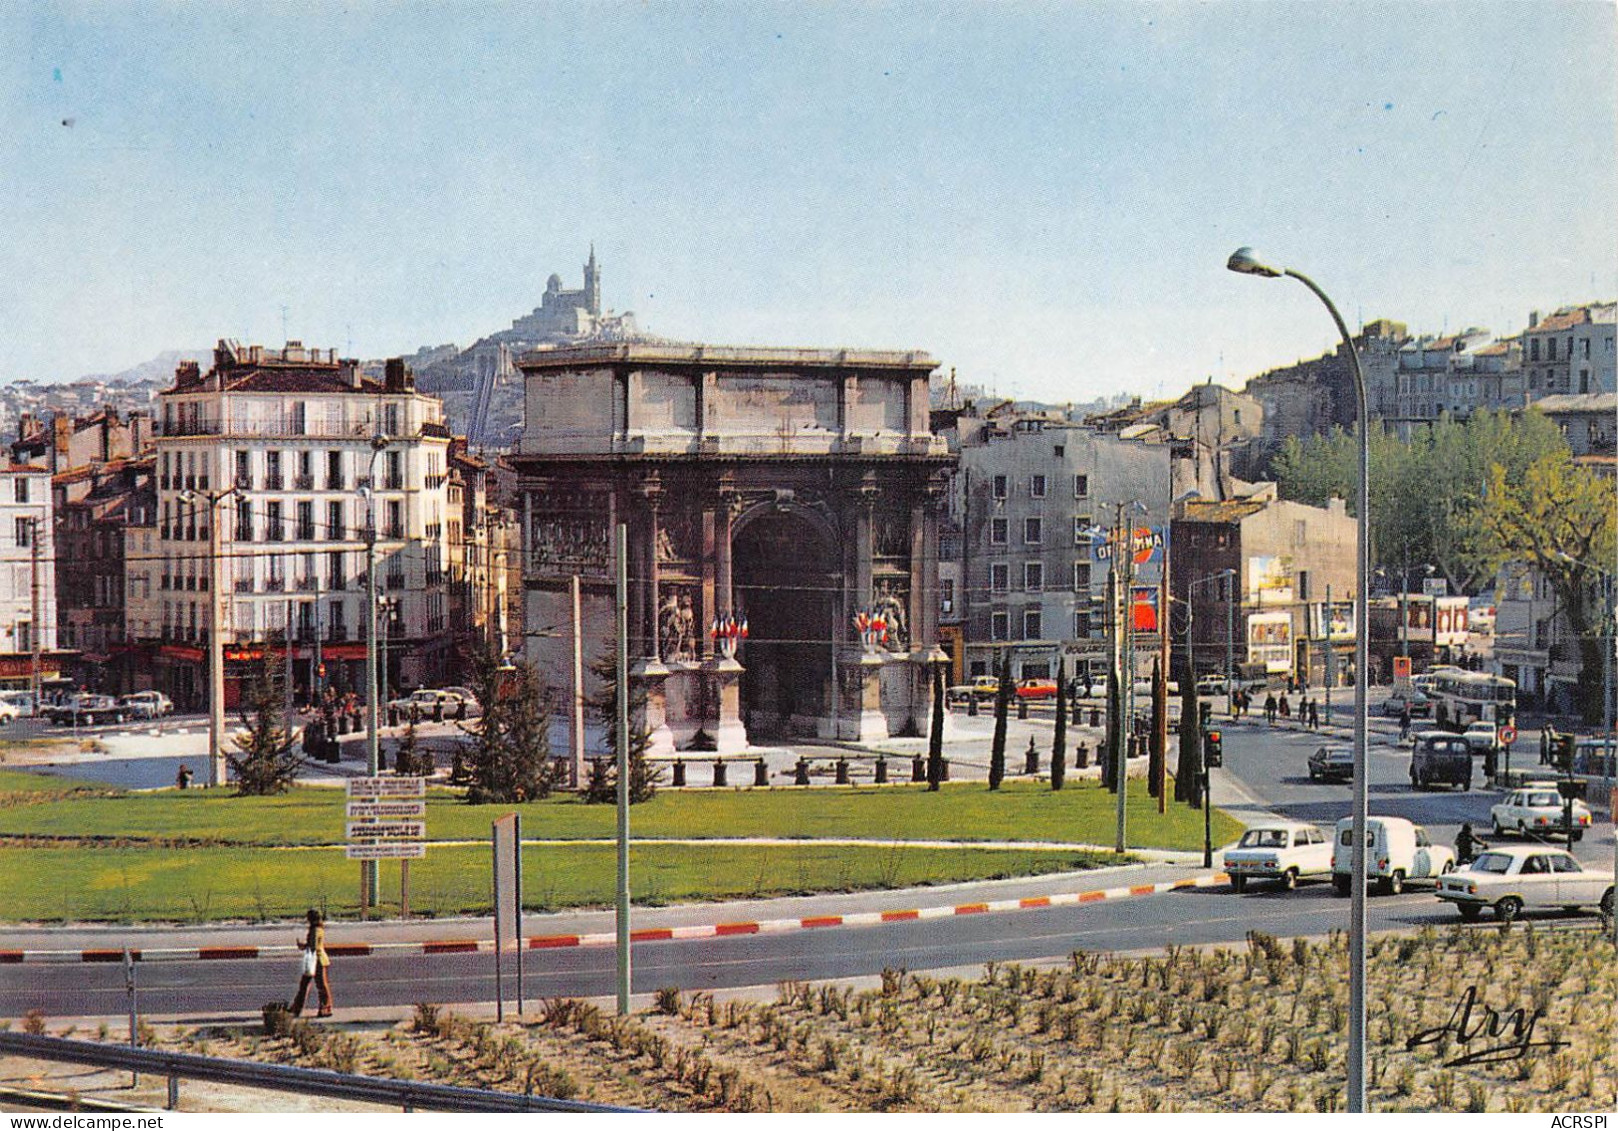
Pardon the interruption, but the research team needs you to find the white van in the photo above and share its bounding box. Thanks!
[1331,816,1455,896]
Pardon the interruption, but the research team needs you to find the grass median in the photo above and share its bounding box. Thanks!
[0,766,1240,922]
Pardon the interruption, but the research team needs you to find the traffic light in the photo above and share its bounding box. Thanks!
[1552,734,1576,774]
[1199,701,1212,729]
[1203,729,1223,768]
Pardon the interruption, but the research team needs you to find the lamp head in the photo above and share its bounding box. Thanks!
[1227,247,1282,279]
[177,489,195,505]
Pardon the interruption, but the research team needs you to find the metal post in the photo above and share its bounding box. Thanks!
[614,523,631,1015]
[491,825,503,1024]
[364,442,385,910]
[124,947,138,1086]
[514,813,524,1016]
[284,599,294,727]
[207,496,227,787]
[28,517,41,719]
[1225,570,1236,717]
[1117,504,1133,854]
[571,574,585,790]
[1324,583,1332,728]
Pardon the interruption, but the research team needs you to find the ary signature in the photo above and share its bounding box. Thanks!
[1406,985,1569,1067]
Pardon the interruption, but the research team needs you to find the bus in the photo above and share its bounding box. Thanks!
[1428,671,1515,730]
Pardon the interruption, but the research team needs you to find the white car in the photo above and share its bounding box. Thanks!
[1490,785,1593,842]
[120,691,174,719]
[1224,823,1333,892]
[1436,845,1614,923]
[1460,722,1499,755]
[1382,690,1432,718]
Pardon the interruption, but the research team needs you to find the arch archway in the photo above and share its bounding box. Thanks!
[732,507,839,738]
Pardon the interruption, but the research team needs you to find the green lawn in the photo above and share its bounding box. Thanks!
[0,777,1241,851]
[0,843,1117,923]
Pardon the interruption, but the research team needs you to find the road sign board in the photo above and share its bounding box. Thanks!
[346,841,427,860]
[346,799,427,820]
[1498,725,1517,746]
[347,776,426,798]
[346,820,426,841]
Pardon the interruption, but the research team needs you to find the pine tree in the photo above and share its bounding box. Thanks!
[463,641,559,803]
[586,642,661,804]
[228,652,303,796]
[988,651,1010,791]
[1050,658,1067,792]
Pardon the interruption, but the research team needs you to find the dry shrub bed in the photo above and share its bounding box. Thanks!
[145,925,1612,1112]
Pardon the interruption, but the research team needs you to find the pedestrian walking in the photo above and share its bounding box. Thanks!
[1307,698,1320,730]
[1264,692,1277,725]
[1278,695,1291,721]
[1398,704,1412,743]
[289,908,333,1017]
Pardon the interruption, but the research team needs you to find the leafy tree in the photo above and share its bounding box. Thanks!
[1050,658,1067,792]
[1271,410,1567,593]
[988,651,1010,791]
[585,642,660,804]
[228,652,303,796]
[1483,449,1617,722]
[462,641,559,803]
[927,663,946,791]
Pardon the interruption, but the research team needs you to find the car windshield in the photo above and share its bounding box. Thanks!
[1469,853,1513,873]
[1239,829,1288,848]
[1524,793,1558,807]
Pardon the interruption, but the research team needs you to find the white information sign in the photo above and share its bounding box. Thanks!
[346,799,427,820]
[346,842,428,860]
[347,776,426,798]
[346,820,427,841]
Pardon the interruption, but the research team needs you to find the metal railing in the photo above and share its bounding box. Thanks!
[0,1032,637,1113]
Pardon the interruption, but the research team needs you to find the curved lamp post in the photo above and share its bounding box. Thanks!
[1228,247,1370,1112]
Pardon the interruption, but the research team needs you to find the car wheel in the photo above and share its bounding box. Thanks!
[1458,904,1481,922]
[1494,896,1522,924]
[1387,870,1405,896]
[1231,876,1246,893]
[1440,860,1454,874]
[1601,889,1614,918]
[1310,770,1320,782]
[1517,821,1528,838]
[1492,818,1505,837]
[1281,868,1299,892]
[1570,831,1583,843]
[1333,875,1351,897]
[1462,779,1470,792]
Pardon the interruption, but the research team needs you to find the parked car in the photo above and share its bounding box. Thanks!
[1332,816,1455,895]
[1196,675,1231,696]
[1490,785,1593,842]
[0,699,18,723]
[1435,845,1614,923]
[1382,690,1432,718]
[388,689,460,714]
[46,694,126,726]
[1224,822,1333,892]
[946,675,1001,704]
[1014,679,1059,700]
[1410,731,1473,791]
[1307,744,1354,783]
[119,691,174,719]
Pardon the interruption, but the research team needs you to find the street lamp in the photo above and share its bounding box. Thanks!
[357,434,390,913]
[180,486,241,788]
[1228,247,1371,1112]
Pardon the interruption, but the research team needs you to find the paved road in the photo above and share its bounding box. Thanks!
[3,687,1611,1019]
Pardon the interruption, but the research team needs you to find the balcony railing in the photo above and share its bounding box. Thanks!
[296,526,316,542]
[326,476,345,491]
[293,475,314,490]
[265,577,285,592]
[234,578,256,593]
[264,475,284,490]
[296,576,317,592]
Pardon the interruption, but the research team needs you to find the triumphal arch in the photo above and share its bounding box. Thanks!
[511,343,954,754]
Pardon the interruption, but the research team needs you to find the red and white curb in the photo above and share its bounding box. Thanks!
[0,873,1228,964]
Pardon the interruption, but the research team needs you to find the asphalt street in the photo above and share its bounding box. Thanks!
[2,687,1612,1020]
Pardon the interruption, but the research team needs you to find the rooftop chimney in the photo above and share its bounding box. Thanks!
[340,358,362,389]
[384,358,414,392]
[177,360,201,385]
[1529,310,1540,329]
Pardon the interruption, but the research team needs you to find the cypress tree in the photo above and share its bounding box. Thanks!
[927,663,945,791]
[988,651,1010,791]
[1050,657,1067,792]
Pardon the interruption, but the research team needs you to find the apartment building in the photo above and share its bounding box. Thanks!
[147,342,455,708]
[0,464,59,693]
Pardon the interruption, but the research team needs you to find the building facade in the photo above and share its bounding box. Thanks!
[1523,304,1617,398]
[512,343,953,753]
[147,342,455,708]
[0,464,59,693]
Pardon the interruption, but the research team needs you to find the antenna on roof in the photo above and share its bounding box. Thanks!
[280,305,290,344]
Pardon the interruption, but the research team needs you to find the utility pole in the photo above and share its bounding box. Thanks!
[205,493,229,787]
[1324,583,1333,728]
[27,517,42,718]
[571,573,586,790]
[614,523,631,1014]
[1115,502,1131,854]
[362,435,388,913]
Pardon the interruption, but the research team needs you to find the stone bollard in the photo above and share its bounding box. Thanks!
[1024,736,1039,775]
[672,759,686,787]
[754,758,769,787]
[874,756,888,784]
[1089,708,1101,727]
[912,756,926,782]
[336,714,349,735]
[835,758,850,785]
[941,759,950,781]
[1075,745,1089,769]
[795,758,811,786]
[967,697,979,717]
[1017,698,1029,720]
[712,759,727,788]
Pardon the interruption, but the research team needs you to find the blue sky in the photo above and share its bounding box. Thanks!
[3,2,1614,402]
